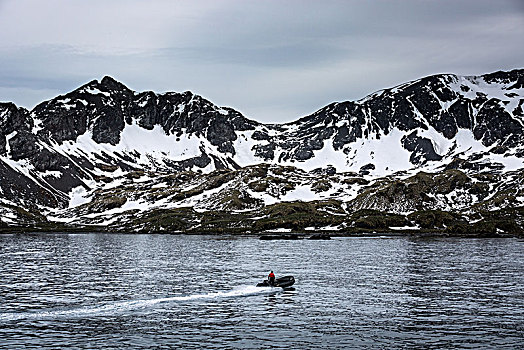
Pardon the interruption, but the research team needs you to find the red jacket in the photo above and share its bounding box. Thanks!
[268,272,275,278]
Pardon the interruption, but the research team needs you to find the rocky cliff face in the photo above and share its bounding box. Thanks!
[261,69,524,173]
[1,69,523,235]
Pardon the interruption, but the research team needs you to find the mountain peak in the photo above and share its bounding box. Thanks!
[99,76,130,92]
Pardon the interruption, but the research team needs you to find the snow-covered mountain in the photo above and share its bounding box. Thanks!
[1,69,524,235]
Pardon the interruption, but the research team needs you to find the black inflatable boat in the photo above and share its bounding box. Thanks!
[256,275,295,288]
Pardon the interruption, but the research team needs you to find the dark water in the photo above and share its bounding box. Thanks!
[0,234,522,349]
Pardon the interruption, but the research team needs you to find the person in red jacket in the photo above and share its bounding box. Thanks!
[268,271,275,286]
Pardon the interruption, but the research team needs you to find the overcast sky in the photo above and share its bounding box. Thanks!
[1,0,523,123]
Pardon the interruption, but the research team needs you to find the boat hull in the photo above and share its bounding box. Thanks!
[256,275,295,288]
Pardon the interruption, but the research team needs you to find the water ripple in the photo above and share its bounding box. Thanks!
[0,234,522,349]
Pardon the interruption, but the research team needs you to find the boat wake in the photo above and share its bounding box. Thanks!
[0,285,276,321]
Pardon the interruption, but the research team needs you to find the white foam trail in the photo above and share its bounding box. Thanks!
[0,285,277,321]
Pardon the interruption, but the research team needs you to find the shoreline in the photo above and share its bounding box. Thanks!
[1,227,521,239]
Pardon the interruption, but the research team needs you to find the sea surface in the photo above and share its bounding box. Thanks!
[0,233,522,349]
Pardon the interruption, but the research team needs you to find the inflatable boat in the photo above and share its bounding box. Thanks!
[256,275,295,288]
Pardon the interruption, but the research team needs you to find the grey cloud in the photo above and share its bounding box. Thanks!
[157,41,348,68]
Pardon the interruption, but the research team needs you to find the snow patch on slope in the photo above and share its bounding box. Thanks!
[232,130,265,166]
[118,123,201,161]
[57,121,204,169]
[280,184,318,202]
[343,129,413,176]
[69,186,91,208]
[83,87,110,97]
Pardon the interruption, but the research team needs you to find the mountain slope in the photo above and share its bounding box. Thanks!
[1,68,523,235]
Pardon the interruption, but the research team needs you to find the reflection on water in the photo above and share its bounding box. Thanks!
[0,234,522,349]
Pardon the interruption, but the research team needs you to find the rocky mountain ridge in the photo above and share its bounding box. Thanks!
[1,68,523,236]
